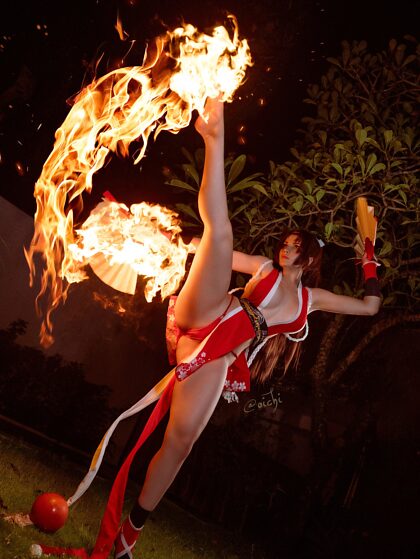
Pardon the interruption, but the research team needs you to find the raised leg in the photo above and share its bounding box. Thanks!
[175,98,233,330]
[115,100,235,557]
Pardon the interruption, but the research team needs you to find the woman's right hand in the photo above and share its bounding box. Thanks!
[194,96,224,141]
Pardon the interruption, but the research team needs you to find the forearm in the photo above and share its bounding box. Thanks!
[312,289,381,316]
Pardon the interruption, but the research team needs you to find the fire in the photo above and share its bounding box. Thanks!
[24,15,252,347]
[69,197,189,302]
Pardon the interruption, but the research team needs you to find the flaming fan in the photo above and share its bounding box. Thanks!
[24,15,253,346]
[354,196,377,258]
[71,193,190,299]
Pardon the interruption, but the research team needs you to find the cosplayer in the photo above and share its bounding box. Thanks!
[112,98,381,558]
[29,98,381,558]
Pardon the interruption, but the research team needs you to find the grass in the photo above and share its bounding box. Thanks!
[0,430,269,558]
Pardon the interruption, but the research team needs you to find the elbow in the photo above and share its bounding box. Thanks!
[366,299,381,316]
[366,308,378,317]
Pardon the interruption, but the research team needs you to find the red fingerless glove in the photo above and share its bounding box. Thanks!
[362,238,379,280]
[362,238,380,296]
[362,261,379,280]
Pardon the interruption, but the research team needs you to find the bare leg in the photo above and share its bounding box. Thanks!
[138,354,231,510]
[175,98,233,330]
[125,100,234,533]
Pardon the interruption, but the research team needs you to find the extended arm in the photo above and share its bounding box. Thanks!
[311,288,381,316]
[187,237,270,276]
[311,246,381,316]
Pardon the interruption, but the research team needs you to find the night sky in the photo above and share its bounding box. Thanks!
[0,0,418,217]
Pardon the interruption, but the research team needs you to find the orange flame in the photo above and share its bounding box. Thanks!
[70,198,189,301]
[24,15,252,347]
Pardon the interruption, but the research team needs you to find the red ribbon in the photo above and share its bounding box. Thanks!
[36,375,176,559]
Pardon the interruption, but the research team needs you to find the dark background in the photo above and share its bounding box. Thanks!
[1,0,418,216]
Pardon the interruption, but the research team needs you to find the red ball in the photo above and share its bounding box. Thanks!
[30,493,69,533]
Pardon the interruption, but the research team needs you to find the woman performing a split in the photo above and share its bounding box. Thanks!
[111,98,381,558]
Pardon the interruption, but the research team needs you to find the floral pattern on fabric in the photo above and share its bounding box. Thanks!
[222,391,239,403]
[175,351,208,380]
[221,377,247,404]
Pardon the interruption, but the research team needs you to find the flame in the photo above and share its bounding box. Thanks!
[24,15,252,347]
[115,12,128,42]
[69,198,189,301]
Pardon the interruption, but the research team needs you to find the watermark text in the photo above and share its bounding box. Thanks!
[244,388,283,414]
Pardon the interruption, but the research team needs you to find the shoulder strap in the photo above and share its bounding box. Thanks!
[253,259,273,277]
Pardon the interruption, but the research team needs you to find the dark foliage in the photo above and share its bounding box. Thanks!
[0,320,118,453]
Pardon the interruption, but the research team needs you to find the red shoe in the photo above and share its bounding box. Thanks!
[114,516,143,559]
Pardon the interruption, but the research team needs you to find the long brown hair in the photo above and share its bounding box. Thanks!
[250,229,323,385]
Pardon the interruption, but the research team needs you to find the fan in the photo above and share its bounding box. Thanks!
[89,252,138,295]
[354,197,377,258]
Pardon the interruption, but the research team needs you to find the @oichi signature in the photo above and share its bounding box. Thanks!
[244,388,283,414]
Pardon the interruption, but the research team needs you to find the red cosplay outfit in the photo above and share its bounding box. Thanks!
[36,263,311,558]
[167,264,310,402]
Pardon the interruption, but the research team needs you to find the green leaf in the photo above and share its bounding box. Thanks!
[304,179,314,193]
[357,155,366,175]
[383,183,398,192]
[227,155,246,186]
[270,179,280,195]
[316,189,326,202]
[228,178,265,194]
[369,162,386,175]
[182,164,200,186]
[244,207,257,224]
[292,196,304,212]
[252,183,269,196]
[167,179,197,193]
[230,203,249,220]
[175,203,200,222]
[324,222,333,239]
[366,152,377,173]
[181,147,195,165]
[342,281,354,296]
[379,241,392,256]
[399,189,407,204]
[331,162,343,175]
[355,128,368,146]
[291,187,305,196]
[383,129,393,146]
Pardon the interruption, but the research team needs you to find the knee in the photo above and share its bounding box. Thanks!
[164,423,201,460]
[207,225,233,247]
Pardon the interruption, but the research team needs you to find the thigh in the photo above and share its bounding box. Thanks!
[175,230,233,330]
[166,355,229,443]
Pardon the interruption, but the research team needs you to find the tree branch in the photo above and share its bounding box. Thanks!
[401,256,420,267]
[309,314,346,386]
[327,313,420,386]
